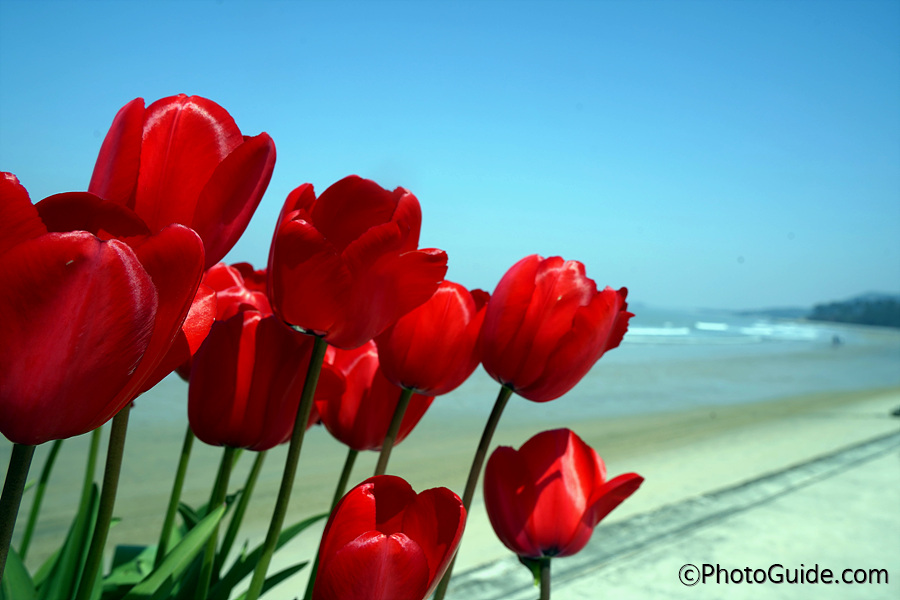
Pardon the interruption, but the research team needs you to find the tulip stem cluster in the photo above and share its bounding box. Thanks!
[156,427,196,567]
[245,335,328,600]
[19,439,61,561]
[75,404,131,600]
[79,428,102,520]
[373,387,415,476]
[0,443,35,579]
[433,384,514,600]
[195,445,238,600]
[216,449,267,575]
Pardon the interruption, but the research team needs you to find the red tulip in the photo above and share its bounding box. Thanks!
[375,281,489,396]
[174,262,271,381]
[267,176,448,349]
[484,428,643,559]
[315,341,432,452]
[202,262,271,320]
[313,475,466,600]
[0,173,204,445]
[28,189,216,393]
[481,255,633,402]
[188,307,342,451]
[88,94,276,268]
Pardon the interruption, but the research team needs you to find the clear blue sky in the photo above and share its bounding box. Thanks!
[2,0,898,310]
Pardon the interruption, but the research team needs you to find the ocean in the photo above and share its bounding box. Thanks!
[135,305,900,431]
[423,305,900,426]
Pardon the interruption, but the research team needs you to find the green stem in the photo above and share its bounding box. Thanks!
[0,443,36,580]
[539,557,551,600]
[19,439,63,560]
[195,445,237,600]
[303,447,359,600]
[245,335,328,600]
[155,426,195,568]
[432,384,513,600]
[215,450,266,574]
[74,404,131,600]
[331,448,359,511]
[79,428,102,517]
[373,387,414,476]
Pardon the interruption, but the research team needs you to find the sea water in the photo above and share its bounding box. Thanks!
[429,305,900,426]
[136,306,900,429]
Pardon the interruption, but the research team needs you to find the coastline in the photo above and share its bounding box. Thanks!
[5,383,899,598]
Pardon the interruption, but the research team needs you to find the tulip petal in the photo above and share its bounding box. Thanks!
[246,317,317,450]
[102,224,204,422]
[315,531,429,600]
[376,281,482,394]
[141,282,216,393]
[504,258,597,391]
[329,243,447,349]
[193,132,276,267]
[521,287,631,402]
[269,215,350,334]
[390,189,423,252]
[36,192,151,240]
[266,184,317,280]
[319,480,380,564]
[133,95,244,233]
[519,429,604,557]
[0,232,156,445]
[189,313,247,446]
[88,97,144,205]
[283,182,318,214]
[203,261,246,290]
[311,176,403,252]
[401,487,466,595]
[484,446,543,558]
[587,472,644,526]
[370,475,419,533]
[317,344,377,449]
[480,254,541,384]
[319,343,433,450]
[0,172,46,257]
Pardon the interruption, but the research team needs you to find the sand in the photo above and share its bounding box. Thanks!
[3,384,900,598]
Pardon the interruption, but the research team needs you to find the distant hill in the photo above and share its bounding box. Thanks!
[735,306,809,319]
[807,293,900,328]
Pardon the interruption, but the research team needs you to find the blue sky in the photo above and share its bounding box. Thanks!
[1,0,898,310]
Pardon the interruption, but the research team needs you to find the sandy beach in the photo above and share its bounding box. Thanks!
[4,379,898,599]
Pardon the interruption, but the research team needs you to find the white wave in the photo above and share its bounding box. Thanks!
[695,321,729,331]
[628,326,691,336]
[738,322,821,341]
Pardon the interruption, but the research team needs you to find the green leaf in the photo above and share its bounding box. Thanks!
[31,547,61,589]
[37,484,99,600]
[20,439,64,561]
[101,545,157,599]
[109,545,155,573]
[208,513,327,600]
[1,546,36,600]
[518,555,541,587]
[176,502,202,531]
[119,504,225,600]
